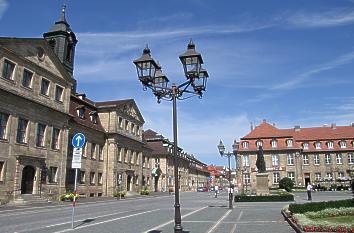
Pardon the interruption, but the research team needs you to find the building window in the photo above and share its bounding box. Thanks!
[243,155,249,167]
[325,154,331,164]
[286,139,293,147]
[242,141,249,149]
[0,113,9,140]
[326,173,333,180]
[91,143,96,159]
[243,173,250,184]
[287,172,295,181]
[55,85,64,102]
[315,173,321,181]
[22,69,33,88]
[256,140,263,147]
[303,142,309,150]
[36,123,46,147]
[125,120,129,131]
[348,153,354,164]
[271,139,277,148]
[327,141,334,149]
[137,126,140,136]
[40,78,50,96]
[118,117,123,129]
[77,107,85,119]
[98,173,103,185]
[48,167,58,183]
[80,171,86,184]
[118,147,123,162]
[272,154,279,166]
[338,172,344,178]
[51,128,60,150]
[336,153,343,164]
[125,150,129,163]
[314,154,320,165]
[315,142,321,149]
[90,172,95,185]
[82,142,87,158]
[339,141,347,149]
[131,123,135,134]
[0,161,4,182]
[2,59,15,80]
[302,154,309,165]
[90,112,97,124]
[273,172,280,184]
[16,118,28,144]
[287,154,294,165]
[98,145,103,161]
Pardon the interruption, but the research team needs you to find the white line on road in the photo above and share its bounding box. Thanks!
[230,223,237,233]
[237,210,243,221]
[142,206,208,233]
[206,209,232,233]
[54,209,160,233]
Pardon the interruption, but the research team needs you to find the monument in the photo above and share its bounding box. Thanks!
[255,146,269,195]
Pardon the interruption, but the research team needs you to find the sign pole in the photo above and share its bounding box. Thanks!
[72,168,78,229]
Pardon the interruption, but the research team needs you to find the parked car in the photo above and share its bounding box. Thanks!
[197,187,208,192]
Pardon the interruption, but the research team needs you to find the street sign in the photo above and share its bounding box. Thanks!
[72,148,82,169]
[72,133,85,149]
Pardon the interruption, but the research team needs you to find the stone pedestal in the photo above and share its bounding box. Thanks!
[256,173,269,195]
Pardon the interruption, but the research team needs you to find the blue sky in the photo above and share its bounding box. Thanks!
[1,0,354,167]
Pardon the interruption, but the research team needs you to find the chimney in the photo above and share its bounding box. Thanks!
[250,122,254,131]
[294,125,301,132]
[272,123,276,127]
[323,124,328,127]
[331,123,336,129]
[262,119,266,123]
[351,122,354,127]
[76,93,86,100]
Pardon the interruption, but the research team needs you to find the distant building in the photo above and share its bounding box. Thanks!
[238,120,354,192]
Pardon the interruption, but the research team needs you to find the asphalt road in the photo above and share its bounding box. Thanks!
[0,191,351,233]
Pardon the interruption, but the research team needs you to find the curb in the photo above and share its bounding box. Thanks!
[281,210,303,233]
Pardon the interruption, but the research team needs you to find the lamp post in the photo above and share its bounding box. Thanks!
[133,40,208,233]
[217,140,239,209]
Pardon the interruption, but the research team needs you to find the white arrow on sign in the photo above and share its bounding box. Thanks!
[75,135,83,147]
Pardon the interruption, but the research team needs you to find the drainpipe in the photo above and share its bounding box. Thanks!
[105,111,111,196]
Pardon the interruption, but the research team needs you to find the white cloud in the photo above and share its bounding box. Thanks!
[286,8,354,28]
[0,0,8,20]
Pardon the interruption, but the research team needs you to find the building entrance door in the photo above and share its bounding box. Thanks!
[21,166,35,194]
[154,176,159,192]
[304,173,311,186]
[127,175,132,191]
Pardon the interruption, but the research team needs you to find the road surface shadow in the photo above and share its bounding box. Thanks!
[75,218,95,228]
[148,231,190,233]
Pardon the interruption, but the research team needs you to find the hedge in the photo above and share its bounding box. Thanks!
[234,194,294,202]
[289,199,354,214]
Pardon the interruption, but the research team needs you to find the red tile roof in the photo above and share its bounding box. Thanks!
[240,121,354,152]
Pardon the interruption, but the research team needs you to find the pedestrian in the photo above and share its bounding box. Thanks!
[214,185,219,198]
[307,183,313,201]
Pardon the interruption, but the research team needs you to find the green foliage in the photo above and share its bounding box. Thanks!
[289,199,354,214]
[279,177,294,192]
[140,186,150,195]
[234,193,294,202]
[60,192,79,201]
[114,190,126,198]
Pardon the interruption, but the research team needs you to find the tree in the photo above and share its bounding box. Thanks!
[279,177,294,192]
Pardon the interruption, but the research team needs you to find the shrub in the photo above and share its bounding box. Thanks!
[234,193,294,202]
[289,199,354,214]
[140,186,150,195]
[279,177,294,192]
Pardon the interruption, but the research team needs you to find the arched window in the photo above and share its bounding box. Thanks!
[271,139,277,148]
[303,142,309,150]
[256,140,263,148]
[315,141,321,149]
[339,140,347,149]
[327,141,334,149]
[286,139,293,147]
[242,141,249,149]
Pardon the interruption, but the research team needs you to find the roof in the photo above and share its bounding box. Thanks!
[69,95,105,132]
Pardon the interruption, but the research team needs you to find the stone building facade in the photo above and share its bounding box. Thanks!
[238,120,354,192]
[144,129,209,192]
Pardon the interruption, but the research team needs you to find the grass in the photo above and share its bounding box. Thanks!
[319,215,354,224]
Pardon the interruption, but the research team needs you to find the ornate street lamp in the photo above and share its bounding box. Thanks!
[133,40,208,233]
[217,140,239,209]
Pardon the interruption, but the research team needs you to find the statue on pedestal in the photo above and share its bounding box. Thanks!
[256,146,266,173]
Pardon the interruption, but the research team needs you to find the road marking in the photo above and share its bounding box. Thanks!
[15,209,134,233]
[237,210,243,221]
[206,209,232,233]
[142,206,208,233]
[230,223,237,233]
[53,209,160,233]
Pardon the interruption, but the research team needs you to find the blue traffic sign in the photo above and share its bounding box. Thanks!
[72,133,85,148]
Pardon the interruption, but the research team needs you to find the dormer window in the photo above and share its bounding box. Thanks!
[76,106,85,119]
[315,141,321,149]
[271,139,277,148]
[256,140,263,147]
[90,111,98,124]
[242,141,249,149]
[303,142,309,150]
[327,141,334,149]
[339,140,347,148]
[286,139,293,147]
